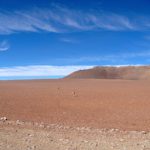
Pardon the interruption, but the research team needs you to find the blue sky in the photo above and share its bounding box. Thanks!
[0,0,150,79]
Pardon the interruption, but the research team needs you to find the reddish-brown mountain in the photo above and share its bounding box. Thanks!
[65,66,150,80]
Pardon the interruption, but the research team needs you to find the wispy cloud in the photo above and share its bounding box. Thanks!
[57,50,150,63]
[0,41,9,51]
[0,65,93,76]
[59,37,78,43]
[144,36,150,40]
[0,5,149,35]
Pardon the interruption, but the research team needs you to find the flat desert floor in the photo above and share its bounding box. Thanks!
[0,79,150,149]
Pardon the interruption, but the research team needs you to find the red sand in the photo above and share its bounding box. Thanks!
[0,79,150,131]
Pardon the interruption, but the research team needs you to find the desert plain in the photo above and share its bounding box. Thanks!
[1,78,150,149]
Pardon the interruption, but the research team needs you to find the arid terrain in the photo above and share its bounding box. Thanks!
[0,77,150,149]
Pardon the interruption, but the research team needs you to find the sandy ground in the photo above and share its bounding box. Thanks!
[1,120,150,150]
[0,79,150,130]
[0,79,150,149]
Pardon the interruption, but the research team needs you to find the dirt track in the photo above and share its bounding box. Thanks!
[0,79,150,131]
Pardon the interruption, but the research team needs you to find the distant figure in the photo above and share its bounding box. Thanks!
[72,91,78,97]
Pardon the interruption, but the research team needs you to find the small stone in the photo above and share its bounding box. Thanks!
[16,120,20,125]
[39,122,45,128]
[141,131,147,134]
[109,129,115,132]
[0,117,7,122]
[83,140,88,143]
[141,144,146,148]
[95,143,98,147]
[32,145,36,149]
[119,139,124,142]
[27,133,33,137]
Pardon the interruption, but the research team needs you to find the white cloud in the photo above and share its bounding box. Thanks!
[0,65,93,76]
[0,5,147,35]
[0,64,147,78]
[0,41,9,51]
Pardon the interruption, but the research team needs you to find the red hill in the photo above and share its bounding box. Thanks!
[65,66,150,80]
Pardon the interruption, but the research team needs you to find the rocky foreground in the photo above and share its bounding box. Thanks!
[1,119,150,150]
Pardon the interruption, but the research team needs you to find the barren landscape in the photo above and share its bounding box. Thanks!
[1,0,150,149]
[0,78,150,149]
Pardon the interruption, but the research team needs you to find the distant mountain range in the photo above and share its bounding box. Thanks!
[65,66,150,80]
